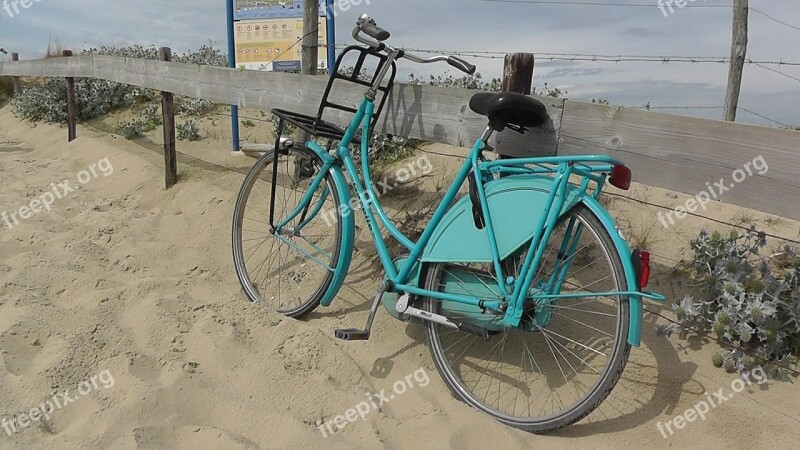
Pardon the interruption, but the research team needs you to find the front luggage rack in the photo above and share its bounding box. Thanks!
[272,109,353,143]
[271,44,397,146]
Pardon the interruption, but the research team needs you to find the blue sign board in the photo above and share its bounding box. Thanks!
[235,0,326,20]
[273,61,303,72]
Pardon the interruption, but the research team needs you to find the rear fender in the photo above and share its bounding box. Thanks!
[419,174,646,346]
[579,196,644,346]
[421,175,581,263]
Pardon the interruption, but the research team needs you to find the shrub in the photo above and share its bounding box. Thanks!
[370,134,421,166]
[177,121,200,141]
[175,96,216,117]
[668,227,800,380]
[408,72,501,92]
[12,76,154,125]
[118,104,162,139]
[11,45,224,125]
[120,121,144,139]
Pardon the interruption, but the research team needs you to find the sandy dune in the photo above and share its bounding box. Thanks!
[0,104,798,449]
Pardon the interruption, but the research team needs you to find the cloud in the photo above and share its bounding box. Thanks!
[0,0,797,126]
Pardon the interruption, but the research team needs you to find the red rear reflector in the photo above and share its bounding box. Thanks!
[609,165,632,190]
[633,250,651,288]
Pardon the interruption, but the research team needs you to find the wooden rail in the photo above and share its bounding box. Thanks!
[1,54,798,220]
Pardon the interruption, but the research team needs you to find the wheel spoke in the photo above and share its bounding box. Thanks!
[425,205,630,432]
[232,148,342,317]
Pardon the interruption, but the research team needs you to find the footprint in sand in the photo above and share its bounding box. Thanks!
[134,425,257,449]
[0,323,45,376]
[0,137,32,154]
[129,354,163,385]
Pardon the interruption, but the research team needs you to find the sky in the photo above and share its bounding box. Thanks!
[0,0,799,127]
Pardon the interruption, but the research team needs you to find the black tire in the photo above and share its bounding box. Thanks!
[424,203,631,432]
[232,145,344,318]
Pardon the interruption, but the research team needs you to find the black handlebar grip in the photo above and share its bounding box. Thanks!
[360,23,391,42]
[448,56,477,75]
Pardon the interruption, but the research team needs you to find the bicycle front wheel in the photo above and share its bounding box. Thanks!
[424,203,631,432]
[232,145,344,317]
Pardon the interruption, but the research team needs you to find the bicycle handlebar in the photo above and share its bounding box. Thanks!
[353,14,476,75]
[447,56,477,75]
[355,14,390,44]
[360,23,390,41]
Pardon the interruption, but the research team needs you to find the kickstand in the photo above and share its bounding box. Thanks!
[334,281,390,341]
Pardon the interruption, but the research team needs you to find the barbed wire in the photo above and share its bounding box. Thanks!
[737,107,793,128]
[476,0,800,33]
[625,105,792,128]
[751,62,800,83]
[629,105,725,110]
[391,47,800,67]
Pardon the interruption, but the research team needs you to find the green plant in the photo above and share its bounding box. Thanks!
[120,121,144,139]
[118,104,162,139]
[534,82,568,99]
[177,121,200,141]
[764,215,786,227]
[370,135,420,167]
[627,222,659,250]
[732,209,757,227]
[667,227,800,380]
[175,96,216,116]
[270,115,297,141]
[408,71,502,92]
[11,44,224,125]
[241,119,255,128]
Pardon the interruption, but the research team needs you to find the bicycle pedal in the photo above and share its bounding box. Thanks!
[334,328,371,341]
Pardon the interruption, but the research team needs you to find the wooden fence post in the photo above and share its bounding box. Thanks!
[10,53,20,96]
[496,53,542,158]
[724,0,748,122]
[62,50,77,142]
[160,47,178,189]
[502,53,535,94]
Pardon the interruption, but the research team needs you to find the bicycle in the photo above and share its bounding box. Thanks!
[232,14,666,433]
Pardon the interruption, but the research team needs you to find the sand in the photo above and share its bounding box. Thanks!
[0,103,798,449]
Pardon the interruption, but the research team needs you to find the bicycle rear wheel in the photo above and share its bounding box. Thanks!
[232,145,344,317]
[424,203,631,432]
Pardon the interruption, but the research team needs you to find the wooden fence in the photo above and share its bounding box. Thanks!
[1,54,798,220]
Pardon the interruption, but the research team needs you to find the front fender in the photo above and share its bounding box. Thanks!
[305,141,355,307]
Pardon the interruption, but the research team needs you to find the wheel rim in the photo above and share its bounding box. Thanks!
[233,149,341,315]
[426,208,629,428]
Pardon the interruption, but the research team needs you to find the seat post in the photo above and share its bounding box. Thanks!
[480,125,495,144]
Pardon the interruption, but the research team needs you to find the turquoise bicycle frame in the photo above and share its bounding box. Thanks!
[274,96,664,347]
